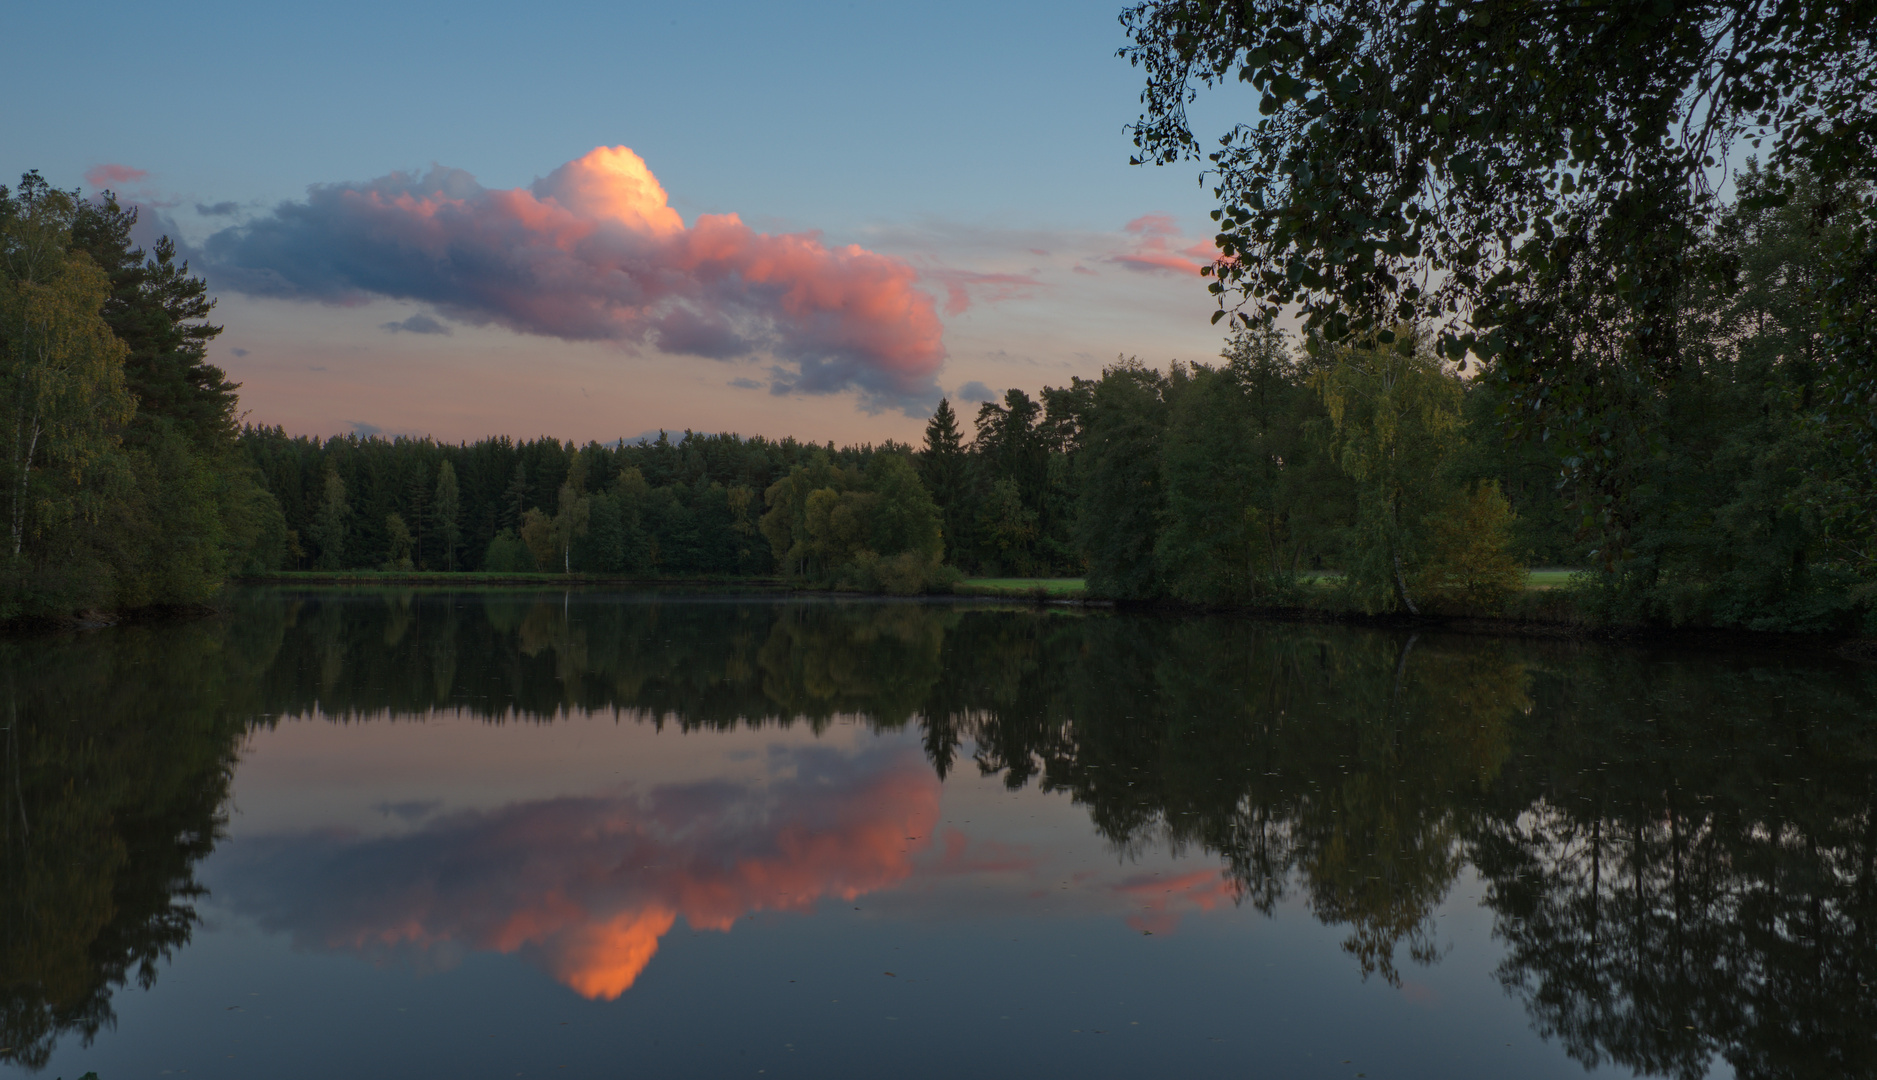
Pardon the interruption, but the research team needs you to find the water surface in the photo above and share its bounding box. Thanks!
[4,589,1874,1079]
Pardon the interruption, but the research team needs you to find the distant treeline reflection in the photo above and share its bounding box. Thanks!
[4,591,1875,1078]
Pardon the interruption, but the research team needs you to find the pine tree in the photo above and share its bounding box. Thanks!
[68,197,236,450]
[383,512,415,571]
[404,460,429,568]
[434,460,461,571]
[919,399,970,563]
[314,470,348,570]
[502,461,529,530]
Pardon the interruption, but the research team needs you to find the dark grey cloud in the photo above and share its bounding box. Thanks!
[619,429,715,446]
[653,307,748,359]
[955,381,996,403]
[230,347,250,358]
[380,313,453,336]
[195,200,241,217]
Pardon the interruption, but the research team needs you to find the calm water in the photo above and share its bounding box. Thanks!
[3,589,1874,1080]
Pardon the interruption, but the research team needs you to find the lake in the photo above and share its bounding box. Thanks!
[4,588,1873,1079]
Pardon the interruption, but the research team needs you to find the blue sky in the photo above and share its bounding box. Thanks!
[7,0,1249,443]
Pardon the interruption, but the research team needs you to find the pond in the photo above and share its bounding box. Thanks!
[3,589,1874,1079]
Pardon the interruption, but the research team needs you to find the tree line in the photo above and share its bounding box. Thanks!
[241,426,951,593]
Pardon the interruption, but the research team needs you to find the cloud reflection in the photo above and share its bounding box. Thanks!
[215,745,939,999]
[1115,869,1238,935]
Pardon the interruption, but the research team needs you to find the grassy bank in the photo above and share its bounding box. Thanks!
[238,570,790,589]
[954,578,1091,599]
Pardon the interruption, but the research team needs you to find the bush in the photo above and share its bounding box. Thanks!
[482,529,535,572]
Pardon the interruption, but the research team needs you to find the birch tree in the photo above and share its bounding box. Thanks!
[0,175,134,569]
[1317,337,1465,614]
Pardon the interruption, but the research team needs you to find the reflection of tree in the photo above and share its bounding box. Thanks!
[0,607,271,1071]
[14,587,1877,1080]
[253,590,957,733]
[1469,650,1877,1080]
[244,592,1533,986]
[755,602,950,727]
[949,617,1525,984]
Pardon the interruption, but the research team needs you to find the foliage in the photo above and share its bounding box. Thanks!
[69,197,236,452]
[1418,480,1525,610]
[433,460,461,571]
[918,398,972,562]
[1118,0,1874,351]
[1119,1,1876,626]
[382,513,415,571]
[1157,327,1337,602]
[312,470,347,571]
[1317,336,1478,613]
[1073,360,1174,598]
[0,172,282,618]
[243,428,922,578]
[482,528,535,572]
[0,179,135,574]
[759,451,948,594]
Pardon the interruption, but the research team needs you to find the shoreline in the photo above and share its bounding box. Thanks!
[1104,597,1877,661]
[8,575,1870,661]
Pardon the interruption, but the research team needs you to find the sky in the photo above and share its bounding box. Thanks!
[6,0,1254,445]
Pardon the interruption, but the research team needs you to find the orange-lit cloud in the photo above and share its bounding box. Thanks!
[201,147,948,408]
[1115,868,1238,935]
[215,746,940,999]
[1110,213,1216,276]
[84,163,148,189]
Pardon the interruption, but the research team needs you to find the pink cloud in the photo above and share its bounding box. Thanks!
[920,266,1045,316]
[84,163,148,189]
[1109,213,1217,276]
[203,147,948,407]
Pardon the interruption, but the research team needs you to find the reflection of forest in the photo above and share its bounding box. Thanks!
[3,589,1875,1078]
[0,619,270,1070]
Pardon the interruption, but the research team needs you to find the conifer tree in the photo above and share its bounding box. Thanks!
[919,399,970,563]
[68,197,236,450]
[502,461,529,530]
[434,460,461,571]
[313,470,348,570]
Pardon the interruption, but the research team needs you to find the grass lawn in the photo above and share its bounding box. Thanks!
[1300,569,1581,590]
[958,577,1088,597]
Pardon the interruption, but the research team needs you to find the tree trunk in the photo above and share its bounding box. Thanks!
[11,408,38,560]
[1391,546,1420,616]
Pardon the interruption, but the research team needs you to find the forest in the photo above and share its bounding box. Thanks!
[242,162,1875,631]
